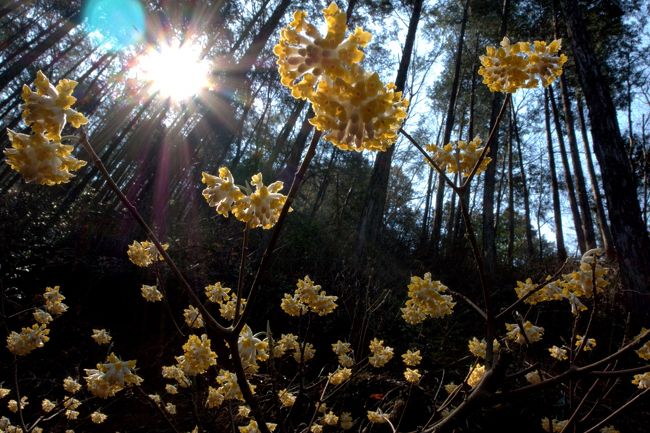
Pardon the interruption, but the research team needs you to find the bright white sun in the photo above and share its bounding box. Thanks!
[132,38,211,101]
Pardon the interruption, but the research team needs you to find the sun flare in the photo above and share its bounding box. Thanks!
[132,38,211,101]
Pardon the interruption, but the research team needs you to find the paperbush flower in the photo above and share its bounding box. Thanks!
[525,370,542,384]
[402,349,422,367]
[278,388,296,407]
[20,70,88,141]
[176,334,217,376]
[309,66,408,152]
[141,284,163,302]
[274,3,408,152]
[404,368,421,383]
[541,418,569,433]
[425,136,490,177]
[328,367,352,385]
[205,281,231,303]
[32,309,52,324]
[575,335,596,351]
[84,353,143,398]
[632,372,650,389]
[233,173,288,229]
[127,240,168,267]
[238,325,269,372]
[467,337,501,359]
[90,411,107,424]
[479,37,567,93]
[368,338,393,368]
[322,411,339,425]
[63,377,81,394]
[505,321,544,344]
[367,409,389,423]
[7,323,50,356]
[549,345,568,361]
[43,285,68,315]
[201,168,244,217]
[183,305,204,328]
[467,364,486,388]
[281,275,338,316]
[274,3,370,99]
[4,130,86,185]
[401,273,455,325]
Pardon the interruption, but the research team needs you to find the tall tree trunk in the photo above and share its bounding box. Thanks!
[561,0,650,323]
[545,89,568,261]
[511,105,535,258]
[482,0,510,276]
[559,74,596,249]
[576,95,613,253]
[355,0,423,258]
[549,84,586,254]
[507,114,515,266]
[429,0,470,256]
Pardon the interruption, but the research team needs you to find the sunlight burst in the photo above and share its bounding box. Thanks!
[132,39,211,101]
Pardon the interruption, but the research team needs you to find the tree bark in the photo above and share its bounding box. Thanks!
[576,95,613,253]
[430,0,470,256]
[511,105,535,258]
[355,0,423,258]
[561,0,650,323]
[549,84,586,254]
[545,88,568,261]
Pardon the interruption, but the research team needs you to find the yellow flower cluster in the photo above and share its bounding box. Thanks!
[401,273,455,325]
[175,334,217,376]
[183,305,204,328]
[636,333,650,360]
[202,169,289,229]
[7,323,50,356]
[368,338,393,368]
[467,337,501,359]
[84,352,143,398]
[162,364,191,388]
[127,240,169,267]
[278,388,296,407]
[329,367,352,385]
[63,377,81,393]
[91,328,112,345]
[479,37,567,93]
[541,418,569,433]
[505,321,544,344]
[525,370,542,384]
[367,409,389,423]
[204,281,246,320]
[548,345,568,361]
[238,325,269,373]
[238,420,277,433]
[467,364,486,388]
[340,412,354,430]
[280,275,338,316]
[402,349,422,367]
[575,335,596,351]
[6,286,67,356]
[140,284,162,302]
[514,249,608,314]
[632,372,650,389]
[4,71,88,185]
[274,3,408,152]
[404,368,421,383]
[271,333,315,363]
[332,340,354,367]
[425,136,491,177]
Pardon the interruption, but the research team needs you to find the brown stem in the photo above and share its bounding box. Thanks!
[582,388,650,433]
[78,130,229,336]
[462,94,511,188]
[233,131,322,334]
[234,225,250,324]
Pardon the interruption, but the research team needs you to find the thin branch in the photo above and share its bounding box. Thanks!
[582,388,650,433]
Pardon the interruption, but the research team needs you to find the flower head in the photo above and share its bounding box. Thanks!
[7,323,50,356]
[479,37,567,93]
[505,321,544,344]
[233,173,289,229]
[426,136,490,177]
[20,71,88,141]
[201,168,244,217]
[401,273,455,325]
[4,130,86,185]
[127,240,168,267]
[141,284,163,302]
[176,334,217,376]
[84,352,143,398]
[368,338,393,368]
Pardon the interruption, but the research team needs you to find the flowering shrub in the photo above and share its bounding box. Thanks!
[1,3,648,433]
